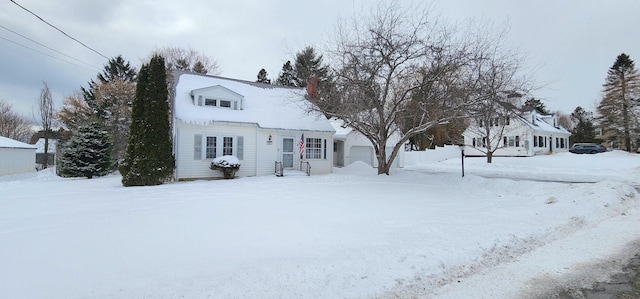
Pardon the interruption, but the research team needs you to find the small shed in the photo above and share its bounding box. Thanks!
[0,136,37,176]
[34,138,57,167]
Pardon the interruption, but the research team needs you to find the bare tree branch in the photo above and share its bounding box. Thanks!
[0,99,32,142]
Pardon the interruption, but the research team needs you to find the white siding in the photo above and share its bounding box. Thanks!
[0,148,36,176]
[304,131,334,174]
[175,121,258,180]
[174,121,334,179]
[463,114,570,157]
[256,129,281,176]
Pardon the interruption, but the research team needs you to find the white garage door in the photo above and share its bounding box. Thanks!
[349,146,373,166]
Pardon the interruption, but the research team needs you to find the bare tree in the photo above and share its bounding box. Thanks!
[307,2,487,174]
[152,46,221,75]
[556,110,573,132]
[36,82,55,169]
[57,91,93,131]
[0,99,32,142]
[465,94,523,163]
[460,19,531,163]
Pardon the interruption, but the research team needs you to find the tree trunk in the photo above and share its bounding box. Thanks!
[486,151,493,163]
[376,145,391,175]
[42,137,49,169]
[377,157,391,175]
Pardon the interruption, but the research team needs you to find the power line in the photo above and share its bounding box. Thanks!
[0,35,101,72]
[0,25,101,71]
[9,0,109,60]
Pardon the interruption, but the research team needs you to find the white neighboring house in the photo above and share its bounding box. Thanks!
[330,118,405,169]
[463,107,571,157]
[171,72,335,180]
[0,136,36,176]
[34,138,57,168]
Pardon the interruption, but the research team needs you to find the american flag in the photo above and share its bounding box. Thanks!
[298,133,305,157]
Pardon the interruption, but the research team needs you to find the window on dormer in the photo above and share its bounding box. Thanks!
[205,98,217,106]
[220,100,232,108]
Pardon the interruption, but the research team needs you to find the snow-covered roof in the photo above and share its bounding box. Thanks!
[34,138,57,153]
[522,113,570,135]
[0,136,36,149]
[329,117,354,138]
[173,73,335,132]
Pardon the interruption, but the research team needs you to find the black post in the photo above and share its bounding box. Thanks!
[461,147,465,177]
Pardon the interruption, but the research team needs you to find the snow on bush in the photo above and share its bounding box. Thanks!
[210,155,240,179]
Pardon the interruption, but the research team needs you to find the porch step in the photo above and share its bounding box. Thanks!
[280,170,308,177]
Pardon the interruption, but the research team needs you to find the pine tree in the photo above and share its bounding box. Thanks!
[58,122,113,179]
[120,55,175,186]
[597,53,640,151]
[80,55,137,120]
[64,56,137,161]
[97,55,137,83]
[275,61,297,87]
[192,61,207,74]
[256,68,271,84]
[570,106,596,143]
[293,46,329,87]
[522,98,548,114]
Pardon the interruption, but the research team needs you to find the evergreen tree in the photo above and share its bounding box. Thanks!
[570,106,596,143]
[120,55,175,186]
[597,53,640,151]
[522,98,548,114]
[80,55,137,120]
[192,61,207,74]
[293,46,329,87]
[256,68,271,84]
[275,61,297,87]
[58,122,113,179]
[97,55,137,83]
[64,56,137,161]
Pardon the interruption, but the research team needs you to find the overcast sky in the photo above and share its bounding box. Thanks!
[1,0,639,121]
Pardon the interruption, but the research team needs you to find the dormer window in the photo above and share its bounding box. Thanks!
[191,85,244,111]
[220,100,231,108]
[205,98,216,106]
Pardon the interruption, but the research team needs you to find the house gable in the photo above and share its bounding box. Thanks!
[190,85,244,110]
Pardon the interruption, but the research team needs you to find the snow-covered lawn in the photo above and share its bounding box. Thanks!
[1,151,639,298]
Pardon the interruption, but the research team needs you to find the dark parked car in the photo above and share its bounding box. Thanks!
[569,143,603,154]
[598,144,607,152]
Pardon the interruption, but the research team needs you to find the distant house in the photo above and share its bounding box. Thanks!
[0,136,36,176]
[171,72,335,180]
[330,118,404,168]
[595,125,639,151]
[34,138,57,167]
[463,106,571,157]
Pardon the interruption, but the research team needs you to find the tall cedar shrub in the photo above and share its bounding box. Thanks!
[58,122,113,179]
[120,55,175,186]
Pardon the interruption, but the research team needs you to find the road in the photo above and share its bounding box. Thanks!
[474,172,640,299]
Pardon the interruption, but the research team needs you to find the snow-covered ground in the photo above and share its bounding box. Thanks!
[1,151,639,298]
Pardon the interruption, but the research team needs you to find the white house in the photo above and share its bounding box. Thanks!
[0,136,36,176]
[463,106,571,157]
[330,118,404,168]
[171,72,335,180]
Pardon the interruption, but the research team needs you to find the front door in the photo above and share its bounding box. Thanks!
[282,138,294,168]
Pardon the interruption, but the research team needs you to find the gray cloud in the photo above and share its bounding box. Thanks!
[1,0,639,119]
